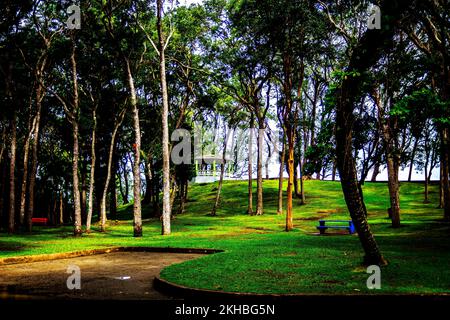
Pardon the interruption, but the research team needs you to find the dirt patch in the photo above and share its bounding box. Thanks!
[295,215,327,221]
[281,252,298,256]
[316,209,342,214]
[0,251,202,300]
[244,227,271,231]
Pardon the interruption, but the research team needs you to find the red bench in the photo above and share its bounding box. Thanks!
[31,217,49,225]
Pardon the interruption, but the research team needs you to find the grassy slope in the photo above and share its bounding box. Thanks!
[1,180,449,294]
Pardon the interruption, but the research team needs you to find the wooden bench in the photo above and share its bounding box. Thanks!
[317,220,355,234]
[31,217,49,225]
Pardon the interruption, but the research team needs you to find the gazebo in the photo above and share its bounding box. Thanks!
[194,155,234,182]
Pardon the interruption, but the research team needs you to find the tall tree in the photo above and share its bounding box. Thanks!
[157,0,172,235]
[332,0,414,264]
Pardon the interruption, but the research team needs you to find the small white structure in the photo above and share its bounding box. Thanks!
[193,155,236,183]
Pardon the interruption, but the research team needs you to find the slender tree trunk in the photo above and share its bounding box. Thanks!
[8,112,17,234]
[336,109,386,264]
[408,138,418,182]
[59,191,64,225]
[256,123,264,215]
[374,88,401,228]
[371,162,380,182]
[439,161,444,208]
[299,158,306,205]
[211,126,229,216]
[293,160,299,197]
[282,55,301,232]
[442,128,450,220]
[157,0,171,235]
[118,166,127,205]
[27,85,43,232]
[152,162,161,217]
[277,137,285,215]
[123,157,130,204]
[70,44,82,237]
[100,116,123,232]
[72,120,82,236]
[297,133,305,204]
[0,161,7,226]
[19,119,34,226]
[247,117,254,215]
[332,160,337,181]
[386,153,401,227]
[424,163,429,203]
[143,158,152,205]
[179,181,188,214]
[86,107,97,232]
[80,167,87,224]
[124,58,143,238]
[110,170,117,221]
[265,142,270,180]
[0,127,5,166]
[169,174,177,214]
[286,129,294,231]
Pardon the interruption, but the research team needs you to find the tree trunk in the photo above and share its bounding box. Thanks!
[439,158,444,208]
[8,112,17,234]
[80,169,87,224]
[178,181,188,215]
[27,85,43,232]
[211,126,229,216]
[331,160,337,181]
[386,152,401,227]
[373,87,401,228]
[424,164,429,203]
[0,161,7,226]
[408,138,418,182]
[0,127,5,166]
[256,123,264,215]
[247,117,254,215]
[72,121,82,236]
[152,161,161,217]
[169,174,177,215]
[293,161,299,197]
[277,137,285,215]
[59,191,64,225]
[333,6,406,264]
[157,0,171,235]
[110,171,117,221]
[100,115,123,232]
[122,157,130,204]
[71,44,82,237]
[299,158,306,205]
[86,107,97,232]
[371,162,380,182]
[285,129,294,231]
[143,158,152,205]
[124,58,143,237]
[442,128,450,220]
[19,119,34,226]
[297,133,305,204]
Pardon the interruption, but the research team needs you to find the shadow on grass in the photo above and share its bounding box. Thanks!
[0,240,32,254]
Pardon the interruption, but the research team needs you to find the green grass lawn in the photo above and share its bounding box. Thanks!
[1,180,449,294]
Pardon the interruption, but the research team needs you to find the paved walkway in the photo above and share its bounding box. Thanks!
[0,252,202,300]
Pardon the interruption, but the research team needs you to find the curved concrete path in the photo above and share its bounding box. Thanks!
[0,252,202,300]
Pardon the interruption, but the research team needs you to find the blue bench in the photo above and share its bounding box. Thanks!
[316,220,355,234]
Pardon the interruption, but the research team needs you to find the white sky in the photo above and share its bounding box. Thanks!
[179,0,204,6]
